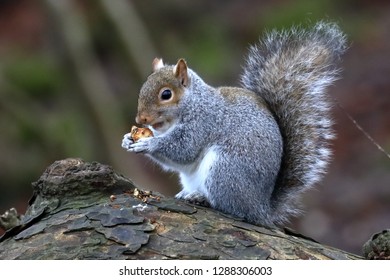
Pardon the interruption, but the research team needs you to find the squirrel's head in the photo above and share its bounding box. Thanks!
[136,58,189,135]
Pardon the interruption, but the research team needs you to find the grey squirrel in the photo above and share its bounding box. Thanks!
[122,22,347,227]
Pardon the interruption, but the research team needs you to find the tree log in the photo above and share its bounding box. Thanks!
[0,158,363,260]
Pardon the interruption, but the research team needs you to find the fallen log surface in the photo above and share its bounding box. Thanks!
[0,158,363,260]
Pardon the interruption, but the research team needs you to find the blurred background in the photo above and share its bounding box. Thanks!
[0,0,389,256]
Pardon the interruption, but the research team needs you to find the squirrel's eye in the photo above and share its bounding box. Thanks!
[160,89,173,100]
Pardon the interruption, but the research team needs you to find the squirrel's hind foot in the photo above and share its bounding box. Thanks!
[175,191,211,207]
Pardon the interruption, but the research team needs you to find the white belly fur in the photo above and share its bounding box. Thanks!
[179,146,218,198]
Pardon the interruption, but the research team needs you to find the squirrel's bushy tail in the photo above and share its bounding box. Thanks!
[241,22,347,225]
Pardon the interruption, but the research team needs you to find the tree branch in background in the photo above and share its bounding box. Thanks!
[45,0,122,163]
[100,0,158,79]
[43,0,157,188]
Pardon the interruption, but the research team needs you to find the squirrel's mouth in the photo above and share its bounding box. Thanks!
[151,122,164,130]
[148,119,177,137]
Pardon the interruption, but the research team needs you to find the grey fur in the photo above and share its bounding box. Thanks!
[122,21,346,227]
[241,21,347,224]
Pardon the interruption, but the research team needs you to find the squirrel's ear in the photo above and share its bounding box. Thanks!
[174,58,188,87]
[152,58,164,72]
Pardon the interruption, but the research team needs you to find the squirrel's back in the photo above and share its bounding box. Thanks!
[241,22,347,225]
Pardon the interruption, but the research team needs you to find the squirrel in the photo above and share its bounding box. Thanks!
[122,22,347,227]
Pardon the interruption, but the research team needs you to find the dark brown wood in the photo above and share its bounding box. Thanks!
[0,158,363,260]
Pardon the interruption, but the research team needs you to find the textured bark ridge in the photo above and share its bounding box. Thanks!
[0,158,362,260]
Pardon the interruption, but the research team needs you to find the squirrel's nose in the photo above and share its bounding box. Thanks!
[136,113,153,125]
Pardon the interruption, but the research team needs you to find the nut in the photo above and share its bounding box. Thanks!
[130,126,154,142]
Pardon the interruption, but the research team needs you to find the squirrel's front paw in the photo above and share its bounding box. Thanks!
[126,137,154,154]
[121,133,134,150]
